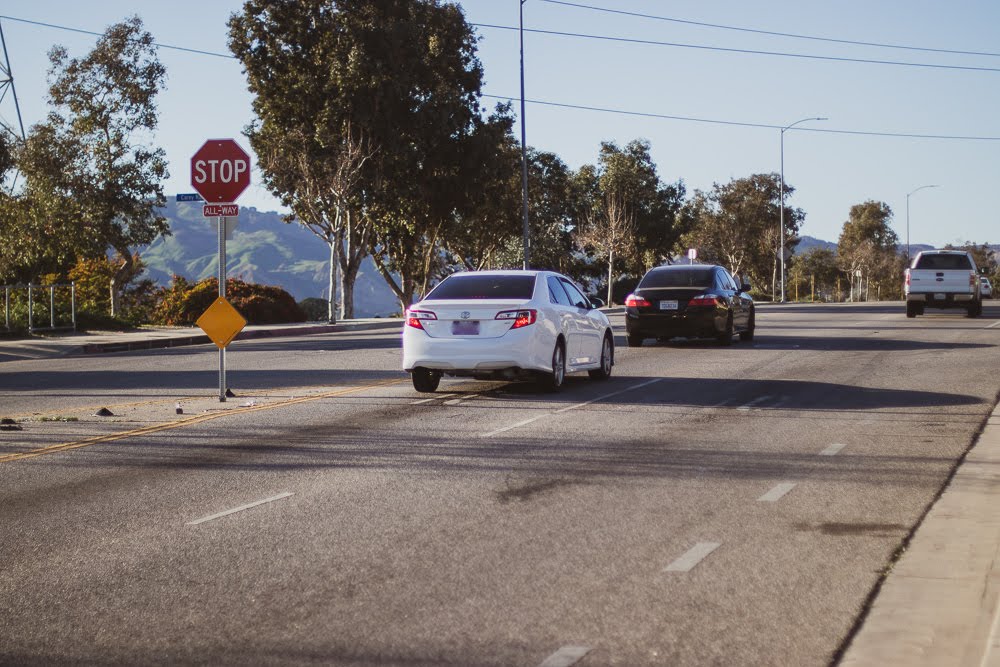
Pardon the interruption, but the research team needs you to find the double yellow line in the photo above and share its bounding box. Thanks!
[0,379,405,464]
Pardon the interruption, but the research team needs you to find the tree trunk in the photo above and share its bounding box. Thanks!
[337,210,369,319]
[109,253,131,318]
[606,248,614,306]
[327,234,337,323]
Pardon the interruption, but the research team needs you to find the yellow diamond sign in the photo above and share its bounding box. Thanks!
[196,297,247,349]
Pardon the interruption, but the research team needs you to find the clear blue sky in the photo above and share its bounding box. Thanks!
[2,1,999,248]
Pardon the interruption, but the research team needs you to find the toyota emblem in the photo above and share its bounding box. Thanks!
[460,311,471,319]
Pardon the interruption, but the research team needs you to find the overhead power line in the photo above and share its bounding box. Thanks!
[484,95,1000,141]
[473,23,1000,74]
[5,13,998,142]
[539,0,1000,59]
[0,15,233,59]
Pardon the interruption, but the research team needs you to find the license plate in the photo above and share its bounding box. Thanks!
[659,300,678,310]
[452,320,480,335]
[933,293,946,300]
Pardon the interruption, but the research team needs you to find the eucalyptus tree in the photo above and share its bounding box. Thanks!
[230,2,382,319]
[574,140,682,304]
[232,0,509,313]
[16,17,168,314]
[837,201,899,301]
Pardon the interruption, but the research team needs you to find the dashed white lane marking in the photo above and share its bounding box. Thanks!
[737,395,773,411]
[444,394,479,405]
[820,443,847,456]
[987,321,1000,329]
[481,378,663,437]
[186,492,294,526]
[411,393,457,405]
[538,645,591,667]
[664,542,721,572]
[758,482,797,502]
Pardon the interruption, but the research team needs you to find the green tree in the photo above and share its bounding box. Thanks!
[788,247,839,301]
[229,2,380,320]
[574,140,683,304]
[837,201,900,301]
[491,148,586,279]
[681,174,802,298]
[15,17,168,314]
[231,0,508,313]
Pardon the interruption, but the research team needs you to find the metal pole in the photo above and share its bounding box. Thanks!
[4,286,9,331]
[906,193,910,263]
[49,284,54,328]
[519,0,530,270]
[27,283,33,332]
[779,129,785,303]
[218,216,226,402]
[71,282,76,331]
[778,116,827,303]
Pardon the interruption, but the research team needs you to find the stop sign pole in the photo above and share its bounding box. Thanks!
[191,139,251,401]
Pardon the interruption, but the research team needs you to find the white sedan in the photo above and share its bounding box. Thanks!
[402,270,614,392]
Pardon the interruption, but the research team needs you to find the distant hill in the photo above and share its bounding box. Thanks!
[140,198,401,318]
[794,236,837,254]
[794,236,940,256]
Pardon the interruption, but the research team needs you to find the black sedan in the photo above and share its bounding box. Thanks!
[624,264,755,346]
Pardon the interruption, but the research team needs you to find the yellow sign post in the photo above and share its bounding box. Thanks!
[196,297,247,401]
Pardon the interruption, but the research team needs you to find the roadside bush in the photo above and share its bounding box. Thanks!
[152,276,306,325]
[298,297,331,321]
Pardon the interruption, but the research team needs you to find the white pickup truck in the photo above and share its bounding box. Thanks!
[904,249,982,318]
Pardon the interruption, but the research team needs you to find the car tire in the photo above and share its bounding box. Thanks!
[906,302,917,318]
[967,301,982,318]
[411,368,441,393]
[717,314,734,346]
[589,334,613,380]
[627,333,644,347]
[541,341,566,392]
[739,309,755,342]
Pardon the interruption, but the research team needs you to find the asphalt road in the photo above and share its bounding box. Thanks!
[2,302,998,666]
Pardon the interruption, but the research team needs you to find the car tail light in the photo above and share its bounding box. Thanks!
[905,270,911,287]
[625,294,651,308]
[688,294,720,307]
[406,309,437,329]
[971,272,978,289]
[496,309,536,329]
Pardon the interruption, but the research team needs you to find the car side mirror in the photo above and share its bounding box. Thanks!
[740,281,751,292]
[589,296,606,309]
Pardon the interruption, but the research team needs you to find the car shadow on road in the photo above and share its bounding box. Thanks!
[487,374,984,411]
[622,335,993,352]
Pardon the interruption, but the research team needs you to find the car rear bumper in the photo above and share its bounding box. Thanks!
[625,310,722,339]
[907,293,976,307]
[402,326,550,374]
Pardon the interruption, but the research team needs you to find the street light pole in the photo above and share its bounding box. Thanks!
[519,0,530,269]
[779,116,827,302]
[905,184,940,264]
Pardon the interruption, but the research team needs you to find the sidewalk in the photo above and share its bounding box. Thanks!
[840,400,1000,666]
[0,318,403,361]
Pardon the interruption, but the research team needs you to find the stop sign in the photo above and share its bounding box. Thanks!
[190,139,251,203]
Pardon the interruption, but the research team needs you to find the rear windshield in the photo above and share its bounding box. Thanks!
[915,254,972,270]
[639,268,714,288]
[423,274,536,300]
